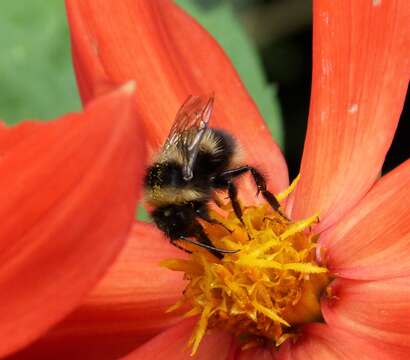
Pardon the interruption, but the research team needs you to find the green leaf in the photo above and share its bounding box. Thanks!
[0,2,80,124]
[176,1,284,147]
[137,204,151,222]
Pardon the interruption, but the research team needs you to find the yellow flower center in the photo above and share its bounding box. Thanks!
[161,178,330,355]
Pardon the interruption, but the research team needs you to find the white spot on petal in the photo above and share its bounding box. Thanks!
[320,11,329,25]
[321,58,332,76]
[348,104,359,114]
[87,35,99,57]
[373,0,381,6]
[320,110,328,123]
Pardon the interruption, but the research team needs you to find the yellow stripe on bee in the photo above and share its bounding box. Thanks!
[200,130,223,154]
[145,186,206,205]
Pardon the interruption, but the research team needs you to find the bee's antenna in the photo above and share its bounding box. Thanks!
[178,237,239,254]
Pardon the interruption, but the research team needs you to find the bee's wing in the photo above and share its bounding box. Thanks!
[164,95,214,180]
[165,95,213,147]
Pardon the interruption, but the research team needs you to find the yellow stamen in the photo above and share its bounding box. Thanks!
[162,177,329,355]
[276,174,300,202]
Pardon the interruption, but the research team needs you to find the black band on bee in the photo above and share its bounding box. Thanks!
[144,161,185,189]
[193,129,236,178]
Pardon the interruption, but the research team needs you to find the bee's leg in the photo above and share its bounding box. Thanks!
[170,239,192,254]
[211,173,244,222]
[179,236,238,259]
[226,181,253,241]
[216,166,287,218]
[179,222,239,258]
[195,205,232,233]
[247,167,283,214]
[227,180,244,222]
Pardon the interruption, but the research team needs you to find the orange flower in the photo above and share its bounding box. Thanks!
[9,0,410,359]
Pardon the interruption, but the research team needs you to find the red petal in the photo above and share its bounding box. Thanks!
[82,222,186,337]
[0,83,144,357]
[320,160,410,280]
[123,318,233,360]
[276,323,408,360]
[291,0,410,230]
[0,122,43,152]
[12,222,187,360]
[65,0,288,194]
[322,278,410,350]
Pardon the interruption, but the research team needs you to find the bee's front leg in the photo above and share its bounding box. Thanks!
[170,239,192,254]
[195,205,232,233]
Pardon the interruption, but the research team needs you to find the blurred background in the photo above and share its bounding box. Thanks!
[0,0,408,179]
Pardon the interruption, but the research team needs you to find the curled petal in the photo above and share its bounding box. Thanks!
[320,159,410,280]
[123,319,233,360]
[12,222,187,360]
[322,278,410,351]
[66,0,288,195]
[275,323,409,360]
[291,0,410,230]
[0,83,144,357]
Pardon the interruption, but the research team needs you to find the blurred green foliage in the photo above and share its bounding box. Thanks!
[0,2,80,124]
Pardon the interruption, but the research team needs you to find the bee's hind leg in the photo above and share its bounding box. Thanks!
[211,173,244,222]
[214,166,288,219]
[227,180,244,223]
[245,167,286,218]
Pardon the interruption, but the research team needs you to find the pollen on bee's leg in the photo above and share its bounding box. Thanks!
[161,178,330,355]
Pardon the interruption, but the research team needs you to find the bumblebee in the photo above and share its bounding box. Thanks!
[144,96,281,257]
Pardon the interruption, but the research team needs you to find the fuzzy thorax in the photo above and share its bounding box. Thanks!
[162,182,329,355]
